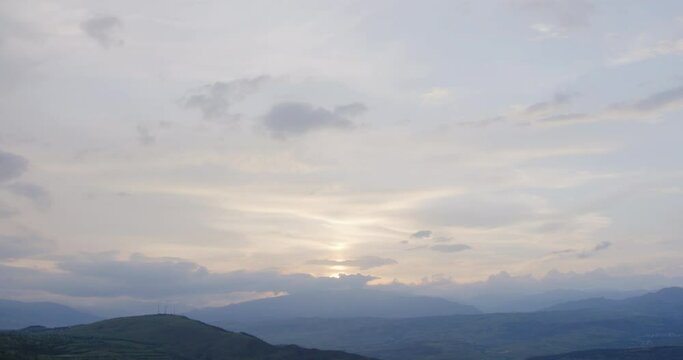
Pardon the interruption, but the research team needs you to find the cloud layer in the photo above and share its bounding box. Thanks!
[263,101,366,137]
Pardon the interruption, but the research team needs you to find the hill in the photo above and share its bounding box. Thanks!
[528,346,683,359]
[543,287,683,316]
[187,289,480,324]
[0,314,373,359]
[233,310,683,360]
[0,299,99,329]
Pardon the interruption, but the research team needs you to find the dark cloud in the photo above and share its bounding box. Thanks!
[81,15,123,48]
[136,125,155,146]
[540,85,683,124]
[0,234,53,260]
[524,92,577,115]
[410,230,432,239]
[6,182,51,209]
[262,101,366,138]
[577,241,612,258]
[0,253,377,299]
[611,85,683,115]
[0,150,27,182]
[333,102,368,117]
[430,244,471,253]
[308,256,397,270]
[182,76,270,120]
[552,241,612,259]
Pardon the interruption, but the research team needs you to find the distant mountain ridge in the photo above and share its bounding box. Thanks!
[233,287,683,360]
[0,299,99,330]
[528,346,683,360]
[0,314,374,359]
[186,289,481,323]
[543,287,683,316]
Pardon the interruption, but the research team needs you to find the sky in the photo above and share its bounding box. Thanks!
[1,0,683,313]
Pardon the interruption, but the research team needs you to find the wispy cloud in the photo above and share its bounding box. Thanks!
[182,76,270,120]
[308,256,397,270]
[612,38,683,65]
[81,15,123,48]
[430,244,471,253]
[0,150,27,182]
[262,101,367,138]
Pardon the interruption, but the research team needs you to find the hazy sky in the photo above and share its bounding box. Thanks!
[1,0,683,310]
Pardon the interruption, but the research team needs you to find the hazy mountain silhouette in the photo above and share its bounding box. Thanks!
[231,287,683,360]
[528,346,683,360]
[464,289,647,313]
[543,287,683,316]
[0,314,373,359]
[0,299,99,329]
[187,289,481,323]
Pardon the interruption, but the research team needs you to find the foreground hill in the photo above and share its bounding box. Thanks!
[0,299,99,329]
[528,346,683,359]
[543,287,683,317]
[0,314,373,360]
[187,289,480,324]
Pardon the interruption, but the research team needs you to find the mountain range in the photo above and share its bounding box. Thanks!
[0,299,99,330]
[186,289,481,324]
[2,287,683,359]
[529,346,683,360]
[231,287,683,360]
[542,287,683,316]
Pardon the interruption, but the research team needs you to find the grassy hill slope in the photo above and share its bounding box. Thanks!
[0,314,373,360]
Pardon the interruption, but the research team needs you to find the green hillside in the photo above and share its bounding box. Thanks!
[0,314,373,360]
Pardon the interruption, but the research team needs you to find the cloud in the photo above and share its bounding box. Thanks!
[81,15,123,48]
[612,39,683,65]
[524,91,576,115]
[308,256,397,270]
[136,125,155,146]
[0,150,27,182]
[333,103,368,117]
[420,87,453,105]
[610,85,683,115]
[530,23,564,39]
[430,244,471,253]
[516,0,594,29]
[0,234,53,260]
[0,253,377,299]
[410,230,432,239]
[376,268,683,305]
[539,84,683,125]
[262,101,366,138]
[5,182,51,209]
[473,84,683,127]
[0,201,16,218]
[182,76,270,120]
[577,240,612,258]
